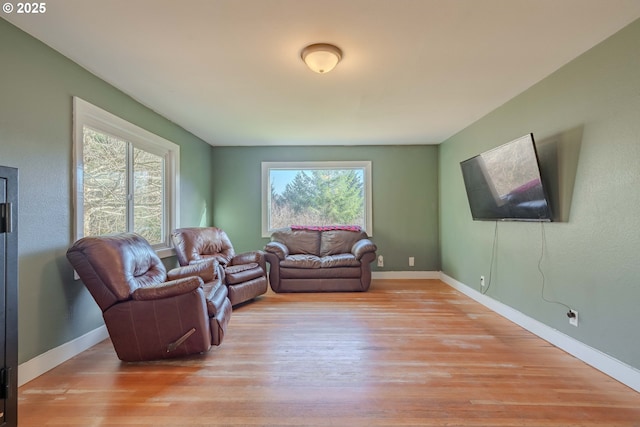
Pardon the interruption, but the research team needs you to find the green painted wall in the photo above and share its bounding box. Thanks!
[439,19,640,369]
[6,9,638,375]
[210,145,439,272]
[0,19,214,364]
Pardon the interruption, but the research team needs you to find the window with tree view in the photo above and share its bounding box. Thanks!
[262,161,372,236]
[82,127,164,243]
[74,97,179,256]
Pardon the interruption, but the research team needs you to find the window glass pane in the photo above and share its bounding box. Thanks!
[82,126,127,237]
[269,168,365,230]
[74,97,180,257]
[133,147,164,244]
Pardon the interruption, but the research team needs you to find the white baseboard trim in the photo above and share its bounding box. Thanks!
[372,271,440,280]
[440,272,640,393]
[18,325,109,387]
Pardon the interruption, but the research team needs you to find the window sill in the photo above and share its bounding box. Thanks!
[156,246,176,259]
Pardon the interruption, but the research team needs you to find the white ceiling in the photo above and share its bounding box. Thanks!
[5,0,640,146]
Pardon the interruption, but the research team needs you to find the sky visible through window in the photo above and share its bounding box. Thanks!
[270,169,364,195]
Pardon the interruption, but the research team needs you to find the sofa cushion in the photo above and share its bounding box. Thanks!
[319,230,368,257]
[319,253,360,268]
[280,254,360,269]
[271,228,320,255]
[281,254,322,269]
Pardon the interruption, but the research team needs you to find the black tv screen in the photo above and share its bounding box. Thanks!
[460,134,552,221]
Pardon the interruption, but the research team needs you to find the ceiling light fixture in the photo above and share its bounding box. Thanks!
[301,43,342,74]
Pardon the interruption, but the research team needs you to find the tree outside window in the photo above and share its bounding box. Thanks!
[262,161,372,236]
[73,97,179,256]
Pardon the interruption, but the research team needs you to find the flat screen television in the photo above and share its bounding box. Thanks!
[460,133,552,222]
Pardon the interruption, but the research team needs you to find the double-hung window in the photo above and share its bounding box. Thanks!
[73,97,179,256]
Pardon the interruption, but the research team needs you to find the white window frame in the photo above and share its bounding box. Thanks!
[72,97,180,257]
[261,161,372,237]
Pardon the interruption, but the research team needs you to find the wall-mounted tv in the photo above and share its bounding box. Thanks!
[460,133,552,222]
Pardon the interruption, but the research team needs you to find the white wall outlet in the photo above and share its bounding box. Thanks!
[408,257,415,267]
[569,310,578,327]
[480,276,485,287]
[377,255,384,267]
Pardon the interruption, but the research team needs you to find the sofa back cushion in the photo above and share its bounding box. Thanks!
[172,227,235,266]
[319,229,368,257]
[270,228,320,255]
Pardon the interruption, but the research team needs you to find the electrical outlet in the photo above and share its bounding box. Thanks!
[408,257,414,267]
[568,310,578,327]
[480,276,485,287]
[377,255,384,267]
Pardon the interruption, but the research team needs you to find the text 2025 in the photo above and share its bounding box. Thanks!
[17,2,46,13]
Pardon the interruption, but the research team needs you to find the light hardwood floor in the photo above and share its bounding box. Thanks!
[18,280,640,426]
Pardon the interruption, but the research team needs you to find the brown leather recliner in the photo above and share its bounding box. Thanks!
[66,232,232,362]
[171,227,268,306]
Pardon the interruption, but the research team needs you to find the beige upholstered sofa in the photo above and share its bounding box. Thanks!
[264,227,377,293]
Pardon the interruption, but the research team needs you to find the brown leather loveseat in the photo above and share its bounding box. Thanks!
[67,232,232,362]
[264,226,377,293]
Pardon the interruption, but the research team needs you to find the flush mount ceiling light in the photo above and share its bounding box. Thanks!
[301,43,342,74]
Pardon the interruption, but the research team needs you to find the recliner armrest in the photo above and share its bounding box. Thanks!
[231,250,267,274]
[132,276,203,301]
[352,239,377,260]
[168,259,219,282]
[264,241,289,260]
[231,250,265,266]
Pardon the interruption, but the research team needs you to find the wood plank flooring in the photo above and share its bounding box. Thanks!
[18,280,640,426]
